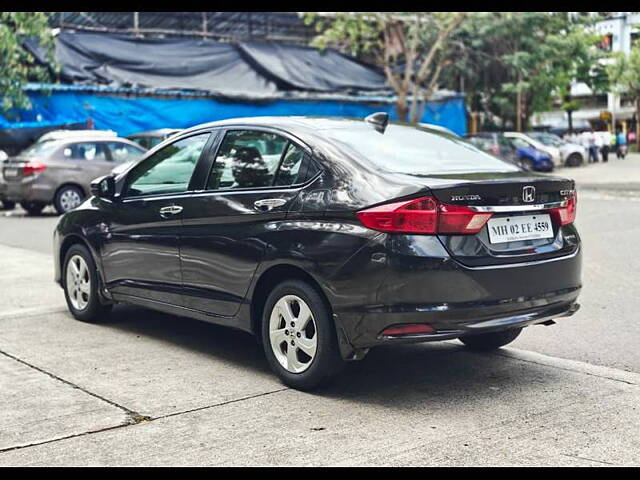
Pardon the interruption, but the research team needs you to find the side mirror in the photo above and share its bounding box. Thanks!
[90,175,116,200]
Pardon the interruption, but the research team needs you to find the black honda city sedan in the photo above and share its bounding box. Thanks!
[53,115,581,390]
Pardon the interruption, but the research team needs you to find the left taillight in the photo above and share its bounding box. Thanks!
[550,192,577,226]
[22,161,47,176]
[355,196,493,235]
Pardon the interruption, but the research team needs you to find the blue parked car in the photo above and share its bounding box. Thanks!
[464,132,554,172]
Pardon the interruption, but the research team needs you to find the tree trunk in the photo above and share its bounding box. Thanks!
[396,91,409,122]
[567,110,573,134]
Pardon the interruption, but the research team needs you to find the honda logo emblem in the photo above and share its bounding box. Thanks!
[522,186,536,203]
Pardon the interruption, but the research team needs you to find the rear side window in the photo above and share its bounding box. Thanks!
[19,140,63,157]
[327,125,519,175]
[63,142,108,161]
[207,130,289,190]
[274,144,312,186]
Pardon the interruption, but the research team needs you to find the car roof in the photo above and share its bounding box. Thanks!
[38,130,117,142]
[181,116,368,133]
[177,116,462,149]
[52,137,147,148]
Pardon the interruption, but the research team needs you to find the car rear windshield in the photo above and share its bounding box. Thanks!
[326,125,519,175]
[19,140,63,157]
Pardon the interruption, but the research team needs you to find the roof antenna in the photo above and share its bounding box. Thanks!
[365,112,389,134]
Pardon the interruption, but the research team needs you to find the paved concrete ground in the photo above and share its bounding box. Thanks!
[1,156,640,465]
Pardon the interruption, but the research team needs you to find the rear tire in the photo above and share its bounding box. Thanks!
[54,185,85,214]
[261,280,345,391]
[63,244,112,322]
[20,201,45,216]
[0,200,15,210]
[459,327,522,351]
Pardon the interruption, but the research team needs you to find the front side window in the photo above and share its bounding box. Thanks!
[207,130,289,190]
[63,142,108,161]
[124,133,209,197]
[106,142,146,163]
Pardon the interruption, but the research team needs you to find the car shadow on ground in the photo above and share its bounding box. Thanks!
[103,304,564,409]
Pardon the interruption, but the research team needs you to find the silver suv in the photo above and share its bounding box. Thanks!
[0,133,146,215]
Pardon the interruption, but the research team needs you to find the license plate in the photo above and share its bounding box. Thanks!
[3,168,18,178]
[487,214,554,244]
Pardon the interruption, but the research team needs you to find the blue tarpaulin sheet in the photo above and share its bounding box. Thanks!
[0,87,467,137]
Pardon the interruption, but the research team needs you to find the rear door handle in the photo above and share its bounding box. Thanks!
[159,205,183,217]
[254,198,287,211]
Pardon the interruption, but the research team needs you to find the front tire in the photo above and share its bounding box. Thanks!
[63,244,112,322]
[459,327,522,351]
[261,280,344,390]
[521,158,535,172]
[55,185,85,214]
[1,200,16,210]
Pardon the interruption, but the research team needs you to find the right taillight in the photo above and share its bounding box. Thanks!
[22,161,47,176]
[355,196,492,235]
[550,193,577,226]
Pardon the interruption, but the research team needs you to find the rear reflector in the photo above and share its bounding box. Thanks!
[550,193,577,226]
[22,161,47,176]
[381,324,435,336]
[356,196,492,235]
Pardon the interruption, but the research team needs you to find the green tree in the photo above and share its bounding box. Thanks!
[442,12,608,131]
[304,12,465,123]
[608,44,640,148]
[0,12,57,112]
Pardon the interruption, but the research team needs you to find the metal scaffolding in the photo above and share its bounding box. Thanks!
[49,12,316,44]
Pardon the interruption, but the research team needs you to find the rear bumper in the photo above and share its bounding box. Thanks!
[375,298,579,344]
[1,178,53,203]
[329,234,582,353]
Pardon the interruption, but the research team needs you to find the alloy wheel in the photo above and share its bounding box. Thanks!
[60,188,83,212]
[66,254,91,310]
[269,295,317,373]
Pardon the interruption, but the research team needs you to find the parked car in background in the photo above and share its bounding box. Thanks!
[464,132,554,171]
[37,129,118,143]
[1,132,146,215]
[503,132,565,168]
[527,131,586,167]
[465,132,514,161]
[54,115,581,390]
[0,150,15,209]
[127,128,182,150]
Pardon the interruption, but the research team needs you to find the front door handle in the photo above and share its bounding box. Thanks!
[159,205,183,218]
[254,198,287,212]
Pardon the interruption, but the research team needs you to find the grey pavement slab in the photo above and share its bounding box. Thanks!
[0,244,65,313]
[0,353,129,451]
[0,305,285,418]
[1,345,639,466]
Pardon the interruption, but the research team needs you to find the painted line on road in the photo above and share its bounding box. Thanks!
[0,305,67,320]
[492,347,640,387]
